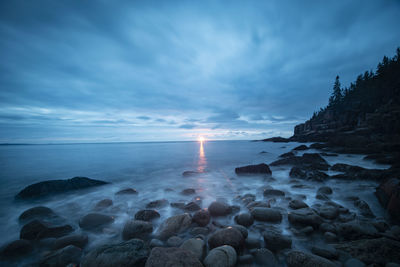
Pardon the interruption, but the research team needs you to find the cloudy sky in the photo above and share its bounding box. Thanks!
[1,0,400,143]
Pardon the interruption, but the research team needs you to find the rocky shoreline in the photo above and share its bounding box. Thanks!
[1,143,400,267]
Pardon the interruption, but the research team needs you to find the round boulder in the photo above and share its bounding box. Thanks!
[18,206,57,223]
[286,250,336,267]
[53,234,88,250]
[145,247,203,267]
[180,238,205,260]
[192,209,210,227]
[207,227,244,251]
[234,213,254,227]
[204,245,237,267]
[135,210,160,221]
[250,207,282,223]
[156,213,192,240]
[1,239,33,258]
[208,201,232,216]
[79,213,114,231]
[122,220,153,240]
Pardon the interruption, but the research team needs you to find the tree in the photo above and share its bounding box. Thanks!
[329,75,342,106]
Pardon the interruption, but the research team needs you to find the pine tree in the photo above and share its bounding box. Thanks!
[329,75,342,106]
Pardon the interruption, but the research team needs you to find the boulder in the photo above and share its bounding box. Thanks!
[293,145,308,151]
[375,178,400,220]
[288,208,323,228]
[40,245,82,267]
[184,202,201,212]
[317,186,333,195]
[167,236,183,247]
[286,250,336,267]
[232,225,248,238]
[20,220,73,240]
[1,239,33,258]
[245,238,261,249]
[18,206,58,223]
[263,188,285,197]
[252,248,277,266]
[146,199,169,208]
[290,167,329,181]
[180,238,205,260]
[192,209,210,226]
[318,205,339,220]
[190,227,209,236]
[53,234,88,250]
[271,153,330,171]
[122,220,153,240]
[81,239,149,267]
[335,221,378,240]
[182,171,202,177]
[289,199,308,209]
[204,245,237,267]
[181,188,196,195]
[135,210,160,221]
[156,213,192,240]
[145,247,202,267]
[354,199,375,218]
[150,239,164,248]
[208,201,232,216]
[344,258,366,267]
[250,207,282,223]
[246,201,269,209]
[234,213,254,227]
[116,188,138,195]
[15,177,108,200]
[207,227,245,251]
[235,163,272,175]
[262,229,292,252]
[280,152,295,158]
[311,245,338,260]
[79,213,114,231]
[94,199,113,210]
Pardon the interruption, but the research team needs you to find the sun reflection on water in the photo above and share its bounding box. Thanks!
[197,139,207,172]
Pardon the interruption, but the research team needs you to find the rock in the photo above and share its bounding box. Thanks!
[20,220,73,240]
[192,209,210,226]
[354,199,375,218]
[289,199,309,209]
[94,199,113,210]
[317,186,333,195]
[263,188,285,197]
[262,229,292,252]
[375,178,400,220]
[286,250,336,267]
[81,239,149,267]
[245,238,261,249]
[320,223,336,233]
[293,145,308,150]
[331,163,386,180]
[234,213,254,227]
[204,245,237,267]
[156,213,192,240]
[171,202,186,209]
[150,239,164,248]
[252,248,277,266]
[344,258,365,267]
[288,208,323,228]
[190,227,209,236]
[167,236,183,247]
[318,205,339,220]
[232,225,248,238]
[235,163,272,175]
[335,221,378,240]
[250,207,282,223]
[181,188,196,195]
[320,152,338,157]
[239,254,253,264]
[280,152,295,158]
[135,209,161,221]
[18,206,58,223]
[271,153,330,171]
[182,171,202,177]
[335,237,400,265]
[246,201,269,209]
[262,136,290,142]
[145,247,203,267]
[238,194,256,204]
[208,201,232,216]
[311,245,339,260]
[79,213,114,231]
[1,239,33,258]
[146,199,169,208]
[122,220,153,240]
[331,163,365,173]
[184,202,201,211]
[180,238,205,260]
[15,177,108,200]
[116,188,138,195]
[207,227,245,251]
[290,167,329,181]
[40,245,82,267]
[324,232,338,242]
[299,226,314,235]
[53,234,88,250]
[316,193,330,201]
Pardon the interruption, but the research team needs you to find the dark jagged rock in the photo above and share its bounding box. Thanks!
[375,178,400,220]
[235,163,272,175]
[334,220,378,240]
[116,188,138,195]
[293,145,308,151]
[135,209,160,221]
[20,220,74,240]
[79,213,114,231]
[279,151,295,158]
[81,239,149,267]
[354,199,375,218]
[311,245,338,260]
[146,247,203,267]
[207,227,245,251]
[271,153,330,171]
[261,137,290,142]
[15,177,108,200]
[289,166,329,182]
[18,206,58,223]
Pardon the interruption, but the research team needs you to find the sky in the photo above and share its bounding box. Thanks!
[1,0,400,143]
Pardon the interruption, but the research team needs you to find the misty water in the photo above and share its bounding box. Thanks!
[0,140,390,264]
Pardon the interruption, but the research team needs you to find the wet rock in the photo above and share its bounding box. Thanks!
[320,223,336,233]
[40,245,82,267]
[15,177,108,200]
[208,227,245,251]
[320,152,338,157]
[81,239,149,267]
[182,171,202,177]
[372,220,389,232]
[263,229,292,252]
[331,163,386,180]
[375,178,400,220]
[146,199,169,208]
[344,258,365,267]
[184,202,201,211]
[232,225,248,238]
[293,144,308,151]
[239,254,253,264]
[190,227,209,236]
[156,213,192,240]
[234,213,254,227]
[171,202,186,209]
[316,193,330,201]
[122,220,153,240]
[1,239,33,258]
[271,153,330,171]
[192,209,210,226]
[53,234,88,250]
[180,238,205,260]
[280,152,295,158]
[204,245,237,267]
[230,205,240,214]
[18,206,58,223]
[208,201,232,216]
[252,248,277,266]
[250,207,282,223]
[238,194,256,204]
[288,208,323,228]
[317,186,333,195]
[354,199,375,218]
[167,236,183,247]
[286,250,336,267]
[135,209,160,221]
[299,226,314,235]
[245,238,261,249]
[246,201,269,209]
[235,163,272,175]
[335,237,400,265]
[94,199,113,210]
[20,220,73,240]
[150,239,164,248]
[290,167,329,182]
[318,205,339,220]
[146,247,202,267]
[79,213,114,231]
[324,232,338,242]
[335,221,378,240]
[289,199,309,209]
[263,188,285,197]
[116,188,138,195]
[331,163,365,173]
[311,245,339,260]
[181,188,196,195]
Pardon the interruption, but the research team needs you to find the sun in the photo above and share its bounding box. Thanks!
[198,136,205,142]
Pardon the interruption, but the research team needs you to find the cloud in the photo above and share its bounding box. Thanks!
[179,124,197,129]
[137,116,151,120]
